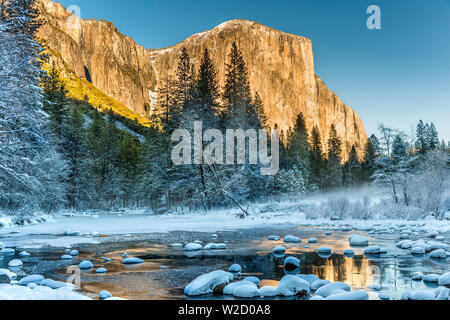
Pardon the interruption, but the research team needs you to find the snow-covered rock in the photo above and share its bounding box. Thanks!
[318,247,331,254]
[99,290,112,300]
[268,236,280,241]
[259,286,277,297]
[315,282,351,298]
[349,235,369,247]
[427,231,439,238]
[0,268,15,279]
[40,279,71,289]
[0,242,4,249]
[18,275,44,286]
[426,242,449,252]
[0,248,15,255]
[325,291,369,300]
[8,259,23,268]
[184,243,203,251]
[233,285,262,298]
[184,270,234,296]
[412,272,424,281]
[429,249,447,259]
[203,243,227,250]
[229,264,242,273]
[423,274,440,283]
[275,275,310,296]
[0,284,90,300]
[284,257,300,270]
[397,240,415,250]
[438,272,450,287]
[284,235,302,243]
[310,295,325,300]
[0,217,13,228]
[344,249,355,257]
[96,268,107,274]
[243,277,260,286]
[308,238,318,244]
[272,246,286,255]
[436,287,449,300]
[61,254,73,260]
[79,261,94,269]
[122,257,144,265]
[311,279,331,291]
[172,243,183,249]
[19,251,31,258]
[297,274,319,285]
[411,246,426,254]
[364,246,381,254]
[401,290,435,300]
[224,281,257,295]
[69,250,79,256]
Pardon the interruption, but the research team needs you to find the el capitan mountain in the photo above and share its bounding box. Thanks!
[36,0,368,158]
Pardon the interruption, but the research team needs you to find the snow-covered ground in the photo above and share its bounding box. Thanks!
[1,191,449,249]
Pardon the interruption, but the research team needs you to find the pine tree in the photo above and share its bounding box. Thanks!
[343,145,361,186]
[188,48,223,210]
[369,134,381,157]
[253,92,268,130]
[118,133,142,208]
[324,124,343,189]
[415,120,428,154]
[194,48,220,126]
[309,126,325,189]
[392,134,407,164]
[85,110,122,209]
[361,137,378,182]
[152,76,175,132]
[173,47,195,122]
[426,123,439,151]
[286,112,311,184]
[42,65,69,146]
[64,105,88,209]
[139,127,171,211]
[222,42,258,129]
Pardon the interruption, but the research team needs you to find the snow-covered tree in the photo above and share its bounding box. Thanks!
[412,150,449,219]
[271,167,307,197]
[0,0,66,212]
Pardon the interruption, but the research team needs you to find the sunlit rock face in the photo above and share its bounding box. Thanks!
[37,1,368,159]
[36,0,157,115]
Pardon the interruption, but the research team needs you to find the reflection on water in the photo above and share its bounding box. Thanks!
[1,227,448,300]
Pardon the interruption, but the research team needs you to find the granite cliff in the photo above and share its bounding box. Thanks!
[36,0,368,157]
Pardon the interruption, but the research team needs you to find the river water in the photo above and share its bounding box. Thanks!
[1,225,448,300]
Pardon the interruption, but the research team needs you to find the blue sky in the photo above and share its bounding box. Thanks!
[56,0,450,142]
